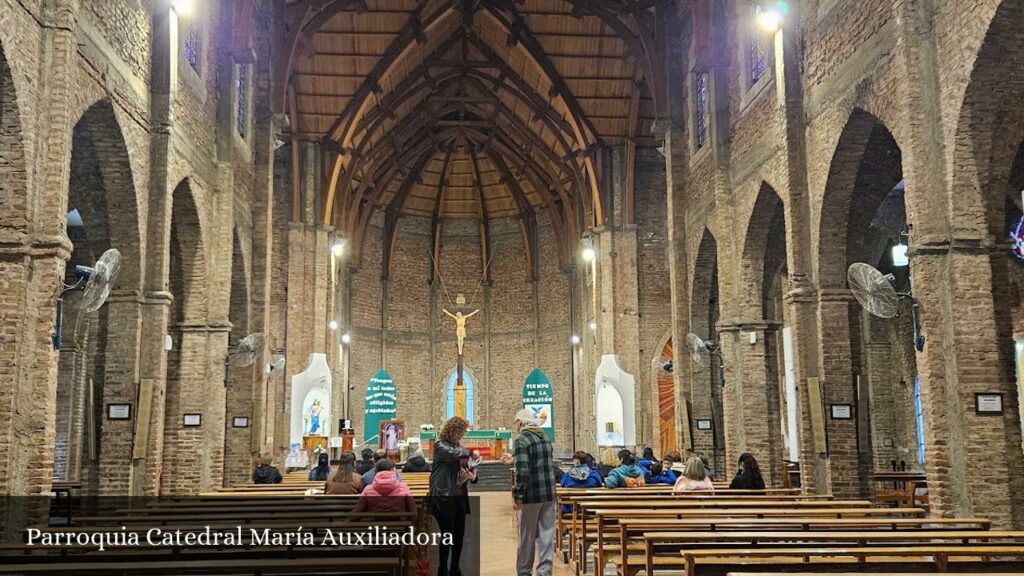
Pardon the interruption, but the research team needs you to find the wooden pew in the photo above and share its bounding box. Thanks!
[609,517,992,576]
[682,544,1024,576]
[624,529,1024,576]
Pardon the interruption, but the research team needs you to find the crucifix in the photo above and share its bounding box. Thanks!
[443,294,480,419]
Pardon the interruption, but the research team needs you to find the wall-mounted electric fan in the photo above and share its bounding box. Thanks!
[847,262,924,351]
[223,332,265,387]
[52,248,122,349]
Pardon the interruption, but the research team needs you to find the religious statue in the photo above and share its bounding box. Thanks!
[306,399,323,435]
[443,308,480,355]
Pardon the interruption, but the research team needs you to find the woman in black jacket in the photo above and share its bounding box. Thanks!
[729,452,766,490]
[429,417,476,576]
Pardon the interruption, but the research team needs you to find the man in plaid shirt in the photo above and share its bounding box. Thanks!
[506,408,556,576]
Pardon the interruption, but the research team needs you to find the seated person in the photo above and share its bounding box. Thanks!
[354,459,416,515]
[637,446,657,471]
[558,451,603,512]
[597,447,618,479]
[355,447,375,475]
[645,460,678,485]
[252,453,282,484]
[326,452,365,495]
[604,449,646,488]
[673,456,714,492]
[363,449,403,485]
[686,449,716,481]
[308,451,332,481]
[729,452,765,490]
[402,449,431,473]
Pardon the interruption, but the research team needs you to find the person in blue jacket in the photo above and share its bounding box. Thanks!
[605,449,646,488]
[558,451,602,513]
[645,459,678,485]
[637,447,657,472]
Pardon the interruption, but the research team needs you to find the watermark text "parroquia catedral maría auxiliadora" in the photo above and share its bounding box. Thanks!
[27,526,450,551]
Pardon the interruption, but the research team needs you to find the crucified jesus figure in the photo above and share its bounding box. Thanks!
[443,308,480,355]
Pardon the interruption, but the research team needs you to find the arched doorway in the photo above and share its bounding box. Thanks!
[655,337,676,454]
[690,228,724,473]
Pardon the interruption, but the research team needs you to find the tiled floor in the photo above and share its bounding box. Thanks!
[476,491,575,576]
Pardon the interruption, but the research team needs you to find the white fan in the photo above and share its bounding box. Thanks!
[847,262,899,319]
[847,262,925,350]
[52,248,122,349]
[686,333,715,370]
[265,350,285,375]
[228,332,265,367]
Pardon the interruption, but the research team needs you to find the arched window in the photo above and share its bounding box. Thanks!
[236,65,248,137]
[184,21,200,71]
[694,71,710,149]
[749,2,768,84]
[445,370,475,425]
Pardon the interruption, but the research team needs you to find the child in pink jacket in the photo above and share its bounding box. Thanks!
[354,458,416,514]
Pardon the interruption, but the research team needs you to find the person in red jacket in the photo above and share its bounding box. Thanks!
[354,458,416,515]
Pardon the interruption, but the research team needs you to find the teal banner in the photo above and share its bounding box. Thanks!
[522,368,555,441]
[364,369,397,443]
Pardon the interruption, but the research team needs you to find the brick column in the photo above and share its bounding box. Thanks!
[95,294,144,496]
[861,315,899,471]
[720,321,784,485]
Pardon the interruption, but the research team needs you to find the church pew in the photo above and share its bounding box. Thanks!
[619,530,1024,576]
[568,499,873,570]
[602,517,992,576]
[682,544,1024,576]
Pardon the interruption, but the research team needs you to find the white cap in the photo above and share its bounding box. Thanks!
[515,408,537,426]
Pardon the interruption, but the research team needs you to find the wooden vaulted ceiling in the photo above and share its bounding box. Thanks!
[274,0,665,270]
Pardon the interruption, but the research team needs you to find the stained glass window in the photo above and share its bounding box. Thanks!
[913,375,925,464]
[184,22,199,71]
[236,65,248,137]
[695,72,710,149]
[750,2,767,84]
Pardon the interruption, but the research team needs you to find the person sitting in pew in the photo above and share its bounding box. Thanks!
[356,447,375,475]
[597,447,618,479]
[728,452,765,490]
[326,451,365,494]
[402,449,431,473]
[686,449,716,481]
[673,456,715,492]
[605,449,646,488]
[363,449,403,485]
[558,451,603,512]
[354,459,416,515]
[637,447,657,472]
[645,459,678,485]
[308,451,332,481]
[252,453,283,484]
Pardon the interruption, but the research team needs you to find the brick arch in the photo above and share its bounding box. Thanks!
[169,179,208,325]
[819,109,903,289]
[952,0,1024,239]
[741,183,786,316]
[67,99,143,291]
[0,42,28,242]
[689,228,723,469]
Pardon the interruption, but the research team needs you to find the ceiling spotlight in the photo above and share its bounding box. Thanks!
[755,1,787,32]
[571,335,582,345]
[588,321,597,331]
[341,332,351,345]
[581,247,596,262]
[328,320,339,331]
[172,0,195,16]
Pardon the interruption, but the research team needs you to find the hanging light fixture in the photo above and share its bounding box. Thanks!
[172,0,195,16]
[331,238,346,257]
[328,320,339,331]
[341,332,351,345]
[892,227,909,267]
[571,335,582,345]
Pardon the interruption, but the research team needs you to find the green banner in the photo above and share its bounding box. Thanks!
[364,369,397,443]
[522,368,555,441]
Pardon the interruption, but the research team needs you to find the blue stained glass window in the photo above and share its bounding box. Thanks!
[750,2,767,84]
[184,22,199,71]
[445,370,475,425]
[695,72,710,149]
[913,375,925,464]
[236,65,248,137]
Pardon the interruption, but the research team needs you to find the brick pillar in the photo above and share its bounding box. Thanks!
[720,321,784,485]
[816,291,864,497]
[862,315,899,472]
[95,295,144,496]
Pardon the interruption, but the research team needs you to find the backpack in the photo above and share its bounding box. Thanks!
[624,474,646,488]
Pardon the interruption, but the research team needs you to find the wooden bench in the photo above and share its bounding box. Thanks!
[682,544,1024,576]
[602,517,992,576]
[614,530,1024,576]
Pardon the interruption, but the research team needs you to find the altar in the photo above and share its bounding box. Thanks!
[420,429,512,460]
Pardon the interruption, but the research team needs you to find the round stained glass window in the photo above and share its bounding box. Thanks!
[1011,213,1024,262]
